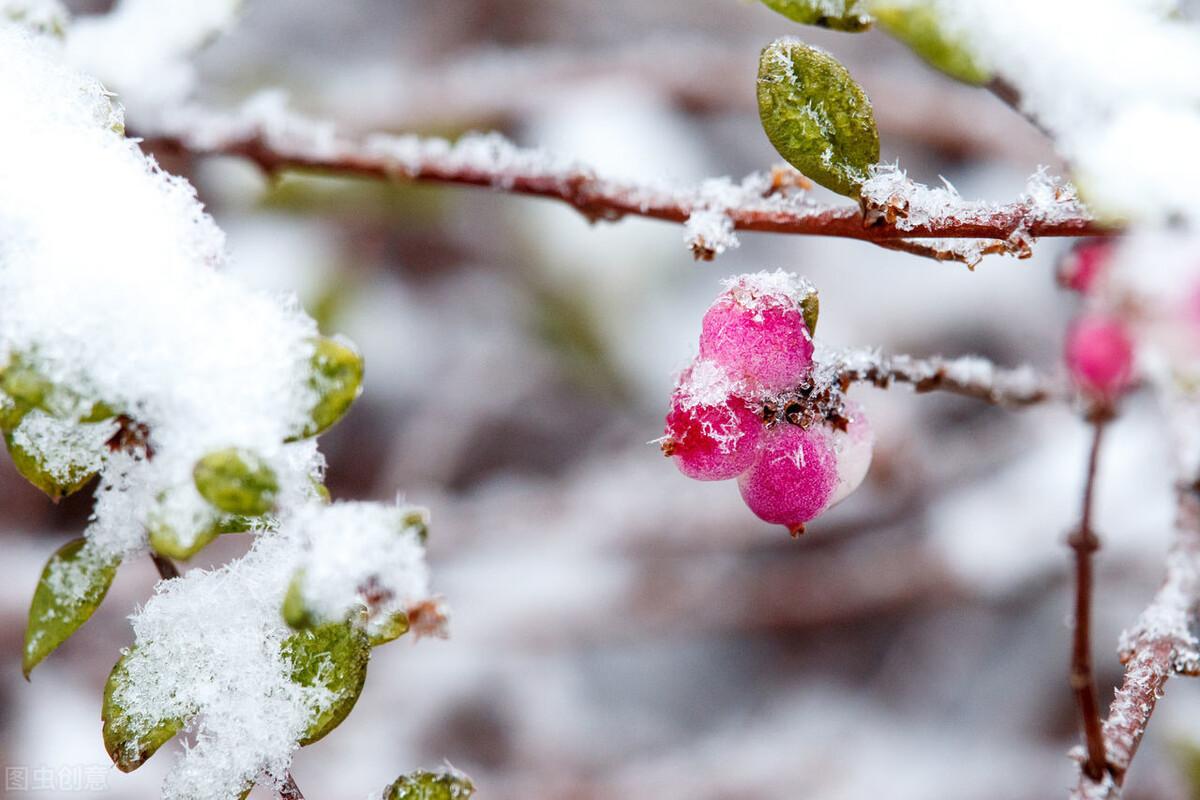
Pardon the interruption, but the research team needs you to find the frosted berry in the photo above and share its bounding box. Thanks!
[1058,240,1113,294]
[1065,315,1134,402]
[699,271,816,391]
[737,423,838,534]
[193,448,279,516]
[664,393,762,481]
[663,360,762,481]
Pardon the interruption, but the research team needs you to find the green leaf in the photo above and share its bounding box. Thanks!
[759,0,871,31]
[147,515,223,561]
[800,292,820,335]
[369,610,410,647]
[0,354,116,425]
[23,538,119,677]
[4,427,100,500]
[383,769,476,800]
[193,448,278,516]
[289,336,364,441]
[146,489,254,561]
[282,620,371,745]
[872,2,991,85]
[757,40,880,197]
[102,650,188,772]
[281,571,318,630]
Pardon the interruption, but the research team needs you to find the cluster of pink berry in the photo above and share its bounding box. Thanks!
[662,272,873,535]
[1058,241,1135,407]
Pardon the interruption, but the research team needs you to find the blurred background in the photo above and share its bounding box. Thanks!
[2,1,1197,798]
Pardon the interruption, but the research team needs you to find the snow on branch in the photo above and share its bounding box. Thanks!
[1071,490,1200,799]
[832,349,1060,408]
[142,96,1111,265]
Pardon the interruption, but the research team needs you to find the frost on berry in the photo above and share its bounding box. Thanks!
[699,270,816,391]
[828,401,874,507]
[1065,315,1135,402]
[737,423,838,534]
[663,359,762,481]
[1058,240,1113,294]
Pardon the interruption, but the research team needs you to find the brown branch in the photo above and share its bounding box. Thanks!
[139,105,1111,264]
[837,352,1061,408]
[1071,487,1200,799]
[1069,419,1108,782]
[150,551,180,580]
[279,772,305,800]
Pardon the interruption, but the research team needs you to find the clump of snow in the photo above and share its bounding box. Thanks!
[291,501,432,636]
[0,26,320,558]
[719,269,816,314]
[912,0,1200,226]
[684,208,737,259]
[2,0,67,34]
[674,358,743,409]
[64,0,240,113]
[0,18,443,798]
[9,411,117,484]
[112,532,324,800]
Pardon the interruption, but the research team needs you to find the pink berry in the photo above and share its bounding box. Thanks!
[737,423,837,534]
[699,272,815,391]
[1065,315,1134,401]
[1059,241,1113,294]
[663,360,762,481]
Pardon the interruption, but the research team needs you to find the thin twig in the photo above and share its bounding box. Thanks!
[837,352,1060,408]
[139,105,1111,265]
[279,771,305,800]
[150,552,180,580]
[1069,419,1108,782]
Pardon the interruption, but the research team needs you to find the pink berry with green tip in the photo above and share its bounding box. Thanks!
[699,271,816,391]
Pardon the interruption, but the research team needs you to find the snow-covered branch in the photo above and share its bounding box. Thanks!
[835,351,1061,408]
[1071,489,1200,799]
[142,100,1109,264]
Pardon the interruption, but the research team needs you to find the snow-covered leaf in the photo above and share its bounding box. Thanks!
[290,336,364,440]
[102,650,189,772]
[873,2,991,85]
[4,413,113,500]
[192,448,279,516]
[23,537,119,677]
[382,768,476,800]
[282,620,371,745]
[759,0,871,31]
[757,39,879,197]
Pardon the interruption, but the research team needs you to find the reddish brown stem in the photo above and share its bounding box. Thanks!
[1069,419,1109,782]
[150,552,180,580]
[279,772,305,800]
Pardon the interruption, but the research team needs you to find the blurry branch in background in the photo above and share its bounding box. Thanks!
[835,351,1061,408]
[1069,419,1109,784]
[340,40,1051,164]
[140,103,1110,266]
